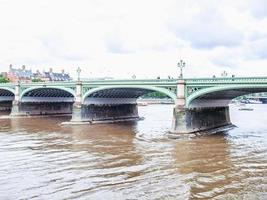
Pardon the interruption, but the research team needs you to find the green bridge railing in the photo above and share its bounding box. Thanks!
[185,77,267,84]
[1,76,267,86]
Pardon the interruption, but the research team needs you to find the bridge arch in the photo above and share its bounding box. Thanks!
[20,86,75,102]
[0,87,15,95]
[0,87,15,102]
[82,85,177,104]
[186,85,267,108]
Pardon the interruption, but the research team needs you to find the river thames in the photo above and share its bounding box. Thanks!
[0,104,267,199]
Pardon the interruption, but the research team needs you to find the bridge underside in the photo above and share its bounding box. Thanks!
[0,89,15,112]
[172,88,267,134]
[189,88,267,108]
[71,88,159,123]
[11,88,74,116]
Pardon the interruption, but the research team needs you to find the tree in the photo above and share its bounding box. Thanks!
[32,78,43,82]
[142,91,170,99]
[0,75,9,83]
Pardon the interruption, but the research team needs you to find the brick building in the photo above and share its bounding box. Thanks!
[2,65,72,83]
[7,65,33,83]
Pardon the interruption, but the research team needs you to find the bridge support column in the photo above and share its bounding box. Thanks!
[66,82,141,124]
[171,106,233,134]
[10,82,24,116]
[68,103,140,124]
[0,101,13,111]
[171,79,187,133]
[69,81,84,123]
[171,80,233,134]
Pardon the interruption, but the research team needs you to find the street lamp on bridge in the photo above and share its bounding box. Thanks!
[221,71,228,77]
[177,60,186,79]
[77,67,81,82]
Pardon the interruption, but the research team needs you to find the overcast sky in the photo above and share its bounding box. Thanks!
[0,0,267,79]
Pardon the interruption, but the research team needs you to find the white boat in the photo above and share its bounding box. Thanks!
[239,107,254,111]
[247,99,262,104]
[238,104,254,111]
[137,102,148,106]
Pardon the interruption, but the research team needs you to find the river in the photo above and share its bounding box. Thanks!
[0,104,267,199]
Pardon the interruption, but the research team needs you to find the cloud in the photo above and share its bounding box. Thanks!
[210,48,241,68]
[0,0,267,79]
[249,0,267,19]
[168,1,244,49]
[244,38,267,59]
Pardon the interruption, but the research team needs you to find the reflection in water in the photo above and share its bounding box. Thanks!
[0,105,267,199]
[173,136,235,199]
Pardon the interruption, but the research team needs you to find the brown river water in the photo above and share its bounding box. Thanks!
[0,104,267,200]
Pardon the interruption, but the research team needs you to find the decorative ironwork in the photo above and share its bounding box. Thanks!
[187,87,202,95]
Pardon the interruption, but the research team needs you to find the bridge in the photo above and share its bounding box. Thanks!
[1,77,267,134]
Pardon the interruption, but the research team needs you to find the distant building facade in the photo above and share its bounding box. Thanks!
[41,68,71,82]
[3,65,72,83]
[7,65,33,83]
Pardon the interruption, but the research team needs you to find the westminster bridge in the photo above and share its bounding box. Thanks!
[1,77,267,134]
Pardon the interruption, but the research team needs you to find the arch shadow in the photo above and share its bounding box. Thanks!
[82,85,177,104]
[13,86,75,116]
[20,86,75,101]
[0,88,15,112]
[186,85,267,108]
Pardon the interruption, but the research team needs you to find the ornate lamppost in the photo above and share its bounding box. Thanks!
[77,67,81,82]
[177,59,186,79]
[221,71,228,77]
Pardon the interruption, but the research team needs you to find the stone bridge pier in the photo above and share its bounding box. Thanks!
[69,82,138,124]
[68,87,149,124]
[171,80,232,134]
[0,101,13,111]
[171,106,232,134]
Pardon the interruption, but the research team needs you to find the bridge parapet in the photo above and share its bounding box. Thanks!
[185,76,267,84]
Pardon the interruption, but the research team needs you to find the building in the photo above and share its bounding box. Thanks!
[3,65,72,83]
[41,68,72,82]
[7,65,33,83]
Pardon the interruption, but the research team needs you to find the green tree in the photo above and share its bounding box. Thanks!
[0,75,9,83]
[142,91,170,99]
[32,78,43,82]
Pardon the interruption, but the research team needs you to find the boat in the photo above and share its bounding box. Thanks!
[247,99,262,104]
[237,103,254,111]
[239,107,254,111]
[137,102,148,106]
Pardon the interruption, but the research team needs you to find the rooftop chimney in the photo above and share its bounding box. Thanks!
[49,68,53,73]
[62,69,65,74]
[22,65,26,70]
[9,64,12,70]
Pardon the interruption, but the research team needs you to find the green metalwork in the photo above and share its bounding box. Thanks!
[184,76,267,107]
[0,86,15,94]
[19,86,76,100]
[82,85,178,103]
[1,77,267,108]
[186,84,267,107]
[185,76,267,83]
[83,87,93,94]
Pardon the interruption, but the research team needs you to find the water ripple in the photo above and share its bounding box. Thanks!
[0,105,267,199]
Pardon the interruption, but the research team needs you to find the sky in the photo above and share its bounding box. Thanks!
[0,0,267,79]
